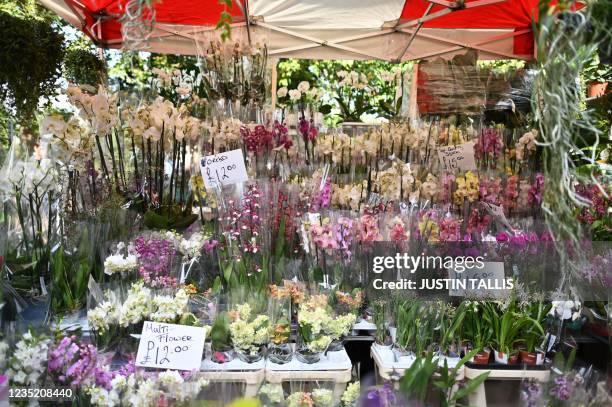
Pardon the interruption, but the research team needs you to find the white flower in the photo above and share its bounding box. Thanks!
[297,81,310,92]
[104,253,138,275]
[143,127,161,141]
[312,388,333,406]
[341,381,360,406]
[88,300,118,332]
[288,89,302,102]
[276,87,288,98]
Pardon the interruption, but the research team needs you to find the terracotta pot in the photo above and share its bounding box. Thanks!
[509,354,520,365]
[473,349,491,365]
[588,82,608,98]
[520,350,537,365]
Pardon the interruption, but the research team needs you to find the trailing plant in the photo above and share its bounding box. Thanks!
[0,3,64,121]
[63,45,108,87]
[533,1,610,295]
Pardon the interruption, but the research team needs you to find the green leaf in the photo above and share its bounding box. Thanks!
[453,371,490,402]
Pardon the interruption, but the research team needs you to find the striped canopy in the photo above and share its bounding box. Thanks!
[40,0,554,60]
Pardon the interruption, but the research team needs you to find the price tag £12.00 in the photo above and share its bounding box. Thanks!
[135,321,207,371]
[200,149,248,189]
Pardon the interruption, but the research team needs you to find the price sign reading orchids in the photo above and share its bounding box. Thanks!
[135,321,206,371]
[200,149,248,189]
[437,142,476,172]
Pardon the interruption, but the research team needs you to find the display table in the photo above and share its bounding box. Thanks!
[370,343,465,383]
[200,347,266,398]
[265,348,352,404]
[464,366,550,407]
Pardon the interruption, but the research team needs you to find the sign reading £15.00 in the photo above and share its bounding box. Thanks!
[200,149,248,189]
[135,321,206,371]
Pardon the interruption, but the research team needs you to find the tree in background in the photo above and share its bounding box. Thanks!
[277,59,411,123]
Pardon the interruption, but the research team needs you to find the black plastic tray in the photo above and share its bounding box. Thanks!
[464,362,548,371]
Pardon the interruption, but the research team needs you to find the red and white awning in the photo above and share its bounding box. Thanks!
[40,0,548,60]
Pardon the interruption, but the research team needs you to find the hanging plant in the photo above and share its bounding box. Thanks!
[63,46,108,87]
[532,2,610,293]
[0,10,64,121]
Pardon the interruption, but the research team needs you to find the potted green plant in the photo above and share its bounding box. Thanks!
[583,54,611,98]
[483,302,543,365]
[436,302,466,359]
[462,301,493,365]
[519,301,549,366]
[372,300,393,348]
[393,299,420,358]
[210,312,234,364]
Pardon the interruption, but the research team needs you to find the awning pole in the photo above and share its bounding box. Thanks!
[396,2,434,61]
[271,57,278,113]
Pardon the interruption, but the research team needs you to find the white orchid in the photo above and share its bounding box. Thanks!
[276,86,288,98]
[288,89,302,102]
[297,81,310,92]
[550,300,581,321]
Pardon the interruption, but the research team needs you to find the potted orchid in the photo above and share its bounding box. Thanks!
[268,289,293,364]
[324,312,357,352]
[296,295,333,363]
[228,303,269,363]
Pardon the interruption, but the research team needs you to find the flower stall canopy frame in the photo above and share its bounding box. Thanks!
[40,0,547,61]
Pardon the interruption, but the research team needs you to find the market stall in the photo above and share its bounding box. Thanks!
[0,0,609,406]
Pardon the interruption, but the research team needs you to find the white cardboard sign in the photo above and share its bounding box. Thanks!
[136,321,206,371]
[449,261,506,298]
[437,142,476,172]
[200,149,248,189]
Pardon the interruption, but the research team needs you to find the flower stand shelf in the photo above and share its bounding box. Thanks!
[265,348,352,404]
[464,365,550,407]
[370,343,465,383]
[200,347,266,398]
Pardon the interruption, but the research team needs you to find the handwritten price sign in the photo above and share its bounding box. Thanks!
[136,321,206,371]
[437,142,476,172]
[200,149,248,189]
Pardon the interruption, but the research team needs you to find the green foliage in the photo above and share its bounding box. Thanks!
[399,350,491,406]
[50,246,91,313]
[216,0,234,42]
[399,352,439,402]
[211,312,232,350]
[108,52,198,91]
[434,350,490,407]
[0,1,64,121]
[63,43,107,87]
[477,59,526,76]
[276,59,411,122]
